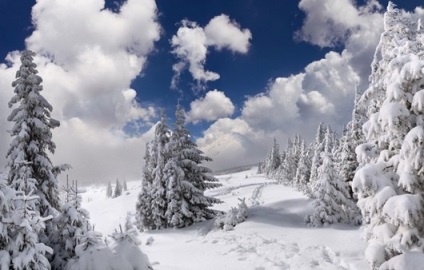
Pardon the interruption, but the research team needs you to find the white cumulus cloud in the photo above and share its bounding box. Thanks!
[198,0,388,170]
[171,14,252,89]
[204,14,251,53]
[187,90,235,124]
[0,0,161,184]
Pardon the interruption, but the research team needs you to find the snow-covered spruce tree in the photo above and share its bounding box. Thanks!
[164,105,222,228]
[0,173,13,267]
[353,3,424,268]
[277,138,295,184]
[123,179,128,192]
[50,180,91,270]
[6,50,69,268]
[279,134,302,186]
[114,179,122,198]
[338,88,365,198]
[110,215,152,270]
[263,138,281,178]
[307,128,359,227]
[137,111,171,230]
[106,181,112,198]
[294,139,312,193]
[307,123,326,197]
[8,162,52,270]
[7,50,68,217]
[150,110,171,229]
[136,142,154,230]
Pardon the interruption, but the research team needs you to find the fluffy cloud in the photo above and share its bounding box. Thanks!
[198,0,387,170]
[204,15,251,53]
[171,14,252,89]
[0,0,161,183]
[241,75,304,131]
[295,0,382,48]
[187,90,235,124]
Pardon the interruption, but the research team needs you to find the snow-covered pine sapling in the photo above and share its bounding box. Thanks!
[110,215,152,270]
[50,180,92,269]
[215,198,248,231]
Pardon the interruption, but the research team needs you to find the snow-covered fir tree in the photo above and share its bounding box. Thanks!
[6,50,68,218]
[136,110,171,230]
[5,50,69,269]
[123,179,128,192]
[50,180,91,269]
[307,123,326,197]
[307,127,360,227]
[8,162,52,270]
[106,181,112,198]
[114,179,122,198]
[353,3,424,268]
[164,105,222,228]
[263,138,281,178]
[294,139,312,193]
[148,110,171,229]
[280,135,302,186]
[0,173,13,267]
[136,142,154,230]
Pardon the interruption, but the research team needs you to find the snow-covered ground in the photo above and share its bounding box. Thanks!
[82,167,367,270]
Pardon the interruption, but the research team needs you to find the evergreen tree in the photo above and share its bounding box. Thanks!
[294,139,312,193]
[149,111,171,229]
[307,128,359,227]
[50,180,91,269]
[8,162,52,270]
[136,111,170,230]
[6,50,67,218]
[263,138,281,178]
[339,88,365,197]
[0,174,12,267]
[164,105,222,228]
[106,181,112,198]
[136,142,154,230]
[307,123,326,197]
[5,50,68,268]
[353,3,424,268]
[114,179,122,198]
[123,179,128,192]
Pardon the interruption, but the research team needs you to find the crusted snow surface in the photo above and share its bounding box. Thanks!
[82,167,367,270]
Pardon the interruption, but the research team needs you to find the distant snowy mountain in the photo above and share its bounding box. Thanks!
[199,132,259,171]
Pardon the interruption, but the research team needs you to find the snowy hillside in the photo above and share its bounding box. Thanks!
[82,167,367,270]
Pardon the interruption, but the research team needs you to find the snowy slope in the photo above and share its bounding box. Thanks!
[82,168,367,270]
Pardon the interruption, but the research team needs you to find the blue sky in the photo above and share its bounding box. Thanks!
[0,0,422,183]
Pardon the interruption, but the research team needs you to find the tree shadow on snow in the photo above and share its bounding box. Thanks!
[247,198,313,229]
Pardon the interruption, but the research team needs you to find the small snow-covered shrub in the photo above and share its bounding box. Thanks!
[215,198,248,231]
